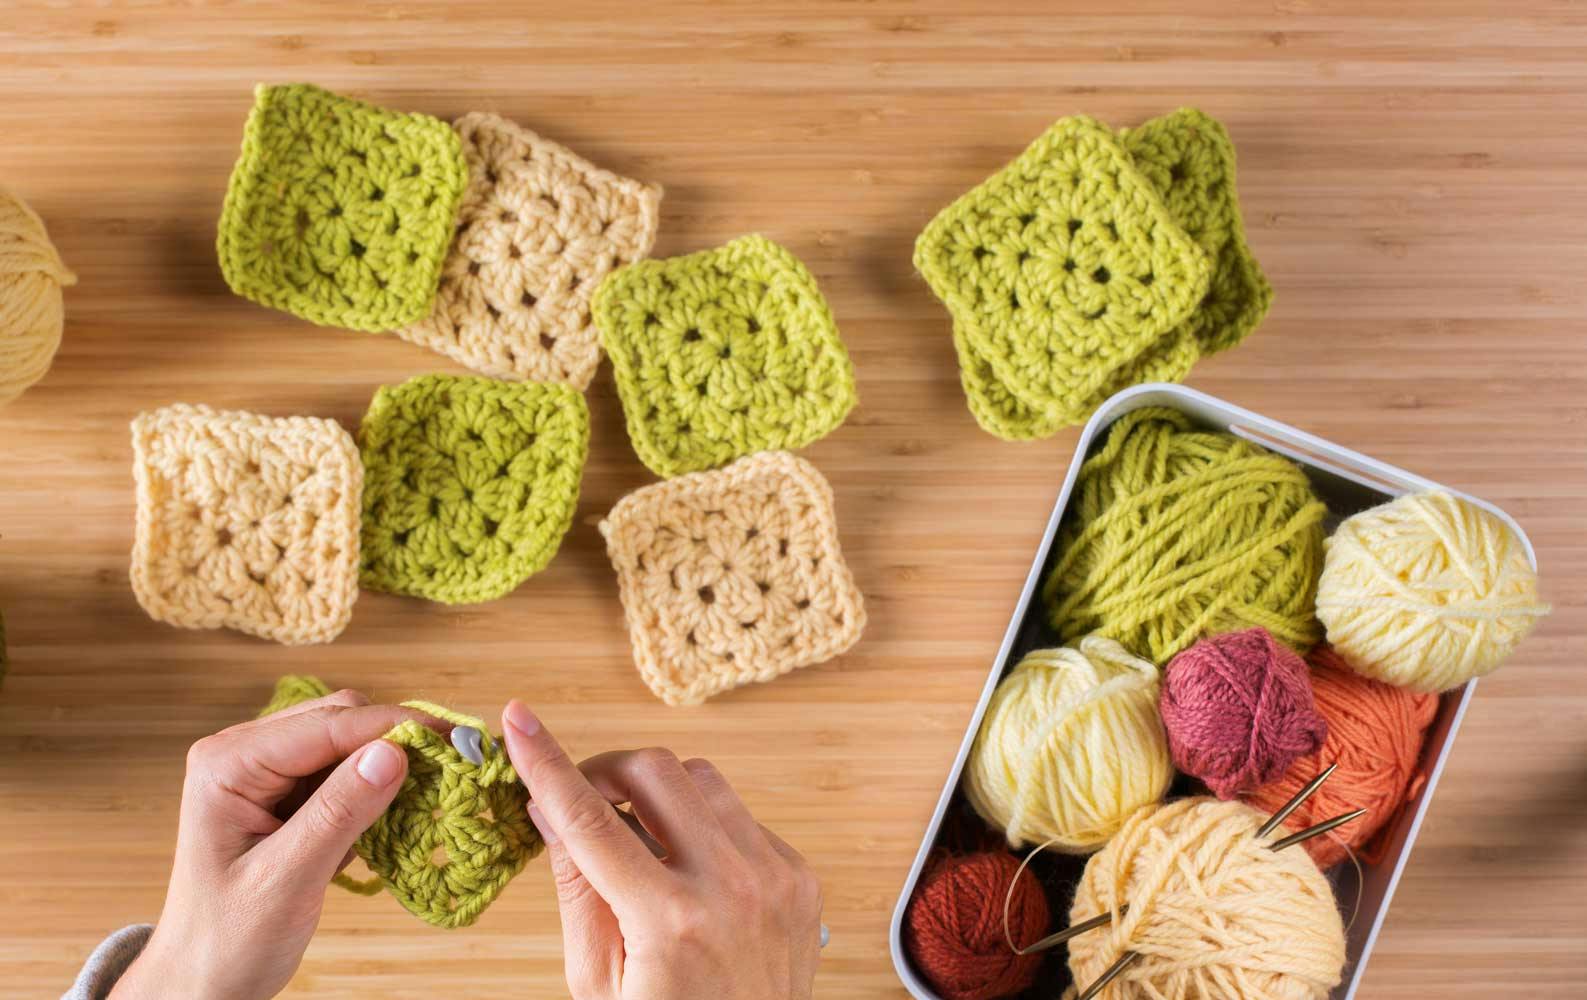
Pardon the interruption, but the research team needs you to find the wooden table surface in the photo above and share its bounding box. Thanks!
[3,3,1584,997]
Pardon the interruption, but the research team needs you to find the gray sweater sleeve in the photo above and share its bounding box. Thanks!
[62,925,154,1000]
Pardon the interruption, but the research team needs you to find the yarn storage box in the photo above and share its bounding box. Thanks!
[888,383,1538,1000]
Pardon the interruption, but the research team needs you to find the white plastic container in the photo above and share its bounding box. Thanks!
[888,383,1537,1000]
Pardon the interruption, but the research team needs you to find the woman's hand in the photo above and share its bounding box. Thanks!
[110,688,426,1000]
[501,700,823,1000]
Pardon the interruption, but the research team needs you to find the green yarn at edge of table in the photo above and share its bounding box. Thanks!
[260,675,542,929]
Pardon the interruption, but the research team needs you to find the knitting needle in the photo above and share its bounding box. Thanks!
[1266,807,1367,853]
[452,726,831,949]
[1014,904,1130,955]
[1075,950,1141,1000]
[1256,763,1338,839]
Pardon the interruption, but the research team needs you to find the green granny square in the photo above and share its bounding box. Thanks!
[359,374,589,605]
[915,115,1211,432]
[594,235,857,478]
[1122,108,1273,356]
[217,83,468,332]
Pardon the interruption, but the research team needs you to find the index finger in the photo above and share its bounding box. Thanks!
[501,700,666,911]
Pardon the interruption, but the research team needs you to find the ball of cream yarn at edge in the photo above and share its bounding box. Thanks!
[0,186,75,406]
[1042,407,1329,665]
[1317,491,1549,692]
[964,635,1172,853]
[1066,798,1346,1000]
[1245,644,1439,870]
[1160,627,1327,798]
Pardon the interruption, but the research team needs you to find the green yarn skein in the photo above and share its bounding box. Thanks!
[1042,407,1327,663]
[260,675,541,929]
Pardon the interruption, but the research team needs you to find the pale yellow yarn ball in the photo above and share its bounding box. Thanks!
[964,636,1172,853]
[1067,798,1346,1000]
[0,185,75,406]
[1316,491,1548,693]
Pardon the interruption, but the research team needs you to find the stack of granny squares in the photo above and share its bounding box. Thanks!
[134,82,867,707]
[915,109,1270,440]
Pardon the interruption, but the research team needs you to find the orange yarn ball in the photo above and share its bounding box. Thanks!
[1245,645,1439,869]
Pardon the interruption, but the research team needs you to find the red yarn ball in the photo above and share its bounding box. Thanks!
[904,851,1050,1000]
[1160,627,1328,798]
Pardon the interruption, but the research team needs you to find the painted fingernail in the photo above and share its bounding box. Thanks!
[527,803,559,845]
[504,700,541,737]
[357,741,403,786]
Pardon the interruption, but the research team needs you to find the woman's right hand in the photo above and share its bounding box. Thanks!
[501,701,823,1000]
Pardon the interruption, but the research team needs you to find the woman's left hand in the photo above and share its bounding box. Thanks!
[109,688,430,1000]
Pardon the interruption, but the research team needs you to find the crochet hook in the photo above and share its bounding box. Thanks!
[451,726,830,949]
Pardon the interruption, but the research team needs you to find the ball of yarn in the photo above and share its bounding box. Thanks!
[1245,645,1439,869]
[0,185,75,406]
[1067,798,1346,1000]
[904,851,1051,1000]
[1042,407,1328,664]
[1159,627,1327,798]
[965,636,1172,852]
[1316,491,1548,692]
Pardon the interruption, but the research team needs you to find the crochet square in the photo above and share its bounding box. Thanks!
[130,404,362,645]
[359,374,589,604]
[258,676,541,929]
[600,451,866,706]
[398,113,662,389]
[1122,108,1272,356]
[594,235,857,478]
[916,115,1211,436]
[217,83,468,332]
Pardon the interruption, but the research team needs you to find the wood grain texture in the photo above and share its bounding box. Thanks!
[2,3,1584,997]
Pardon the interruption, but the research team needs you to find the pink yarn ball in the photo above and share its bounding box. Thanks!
[1159,628,1328,798]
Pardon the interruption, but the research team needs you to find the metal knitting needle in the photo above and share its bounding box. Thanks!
[1015,904,1130,955]
[1076,950,1142,1000]
[453,726,831,949]
[1256,763,1338,839]
[1266,807,1367,853]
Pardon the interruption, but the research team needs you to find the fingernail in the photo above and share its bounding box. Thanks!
[357,741,403,786]
[503,700,541,737]
[527,803,559,845]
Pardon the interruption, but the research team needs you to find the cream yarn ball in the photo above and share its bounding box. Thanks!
[964,636,1171,853]
[1317,491,1548,692]
[1067,798,1346,1000]
[0,185,75,406]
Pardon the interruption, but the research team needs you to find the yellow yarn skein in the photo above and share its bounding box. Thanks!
[964,636,1172,853]
[1317,491,1548,692]
[0,186,75,406]
[1067,798,1346,1000]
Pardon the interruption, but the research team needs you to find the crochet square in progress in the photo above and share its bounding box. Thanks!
[399,113,662,389]
[916,115,1211,439]
[1121,108,1272,356]
[595,235,857,478]
[601,450,866,706]
[359,374,589,605]
[217,83,468,332]
[259,675,541,929]
[130,404,362,645]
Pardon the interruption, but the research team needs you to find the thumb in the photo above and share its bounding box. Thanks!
[532,805,624,998]
[270,739,407,888]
